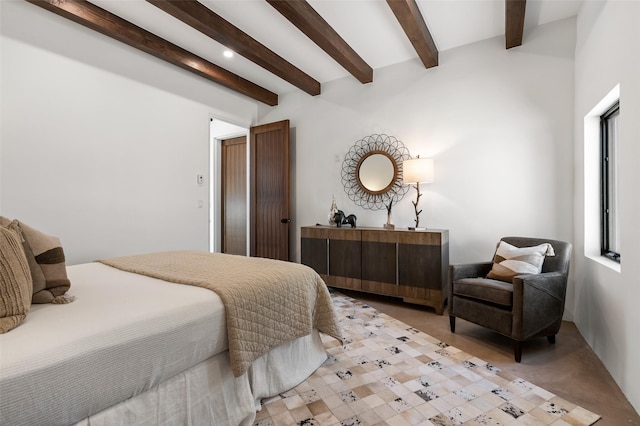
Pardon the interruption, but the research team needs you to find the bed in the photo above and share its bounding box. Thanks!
[0,251,341,426]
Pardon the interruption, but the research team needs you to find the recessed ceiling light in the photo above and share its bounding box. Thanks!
[223,50,234,58]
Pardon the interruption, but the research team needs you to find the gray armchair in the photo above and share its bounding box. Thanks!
[448,236,572,362]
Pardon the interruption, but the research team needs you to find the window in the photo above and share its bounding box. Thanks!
[600,101,620,262]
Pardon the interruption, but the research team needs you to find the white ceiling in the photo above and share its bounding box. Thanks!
[91,0,583,96]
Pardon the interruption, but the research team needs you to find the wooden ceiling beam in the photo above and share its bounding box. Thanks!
[386,0,438,69]
[505,0,526,49]
[24,0,278,106]
[147,0,320,96]
[266,0,373,84]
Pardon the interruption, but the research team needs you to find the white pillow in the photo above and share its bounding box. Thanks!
[486,241,555,283]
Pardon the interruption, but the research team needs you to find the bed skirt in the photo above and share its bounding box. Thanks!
[73,330,326,426]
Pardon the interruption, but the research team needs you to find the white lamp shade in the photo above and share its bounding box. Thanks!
[402,158,434,184]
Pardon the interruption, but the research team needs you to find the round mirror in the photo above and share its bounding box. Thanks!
[356,151,397,194]
[341,134,411,210]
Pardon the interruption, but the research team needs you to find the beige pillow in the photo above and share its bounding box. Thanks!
[0,217,71,304]
[3,220,47,295]
[0,226,33,333]
[486,240,555,283]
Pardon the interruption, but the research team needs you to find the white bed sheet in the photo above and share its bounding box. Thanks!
[0,262,227,426]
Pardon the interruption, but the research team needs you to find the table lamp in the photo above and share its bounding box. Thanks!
[402,156,434,230]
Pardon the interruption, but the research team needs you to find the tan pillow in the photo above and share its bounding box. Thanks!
[486,240,555,283]
[0,217,71,303]
[3,220,47,295]
[0,226,33,333]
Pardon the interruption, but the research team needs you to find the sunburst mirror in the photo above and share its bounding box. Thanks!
[341,134,411,210]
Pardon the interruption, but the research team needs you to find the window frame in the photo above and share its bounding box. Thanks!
[600,101,620,263]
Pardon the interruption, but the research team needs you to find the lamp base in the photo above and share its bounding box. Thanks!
[408,227,426,231]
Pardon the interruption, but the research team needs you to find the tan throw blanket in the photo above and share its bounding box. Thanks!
[98,251,342,377]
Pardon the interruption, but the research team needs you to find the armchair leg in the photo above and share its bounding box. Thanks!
[514,341,522,363]
[449,315,456,333]
[547,335,556,344]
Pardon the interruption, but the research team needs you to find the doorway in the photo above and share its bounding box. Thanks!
[210,117,249,254]
[221,135,247,255]
[210,117,292,260]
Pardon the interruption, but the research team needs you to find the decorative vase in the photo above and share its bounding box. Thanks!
[328,196,339,226]
[383,201,395,229]
[384,213,395,229]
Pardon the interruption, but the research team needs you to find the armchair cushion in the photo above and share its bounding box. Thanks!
[486,240,555,283]
[453,278,513,307]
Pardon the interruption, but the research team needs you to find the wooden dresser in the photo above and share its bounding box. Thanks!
[301,226,449,314]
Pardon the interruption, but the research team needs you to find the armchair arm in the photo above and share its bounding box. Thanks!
[512,272,568,340]
[516,272,567,299]
[450,262,493,281]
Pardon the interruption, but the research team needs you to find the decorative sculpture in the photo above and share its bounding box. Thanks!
[333,210,357,228]
[343,214,357,228]
[333,210,344,227]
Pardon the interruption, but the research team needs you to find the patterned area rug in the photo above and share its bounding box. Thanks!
[254,293,601,426]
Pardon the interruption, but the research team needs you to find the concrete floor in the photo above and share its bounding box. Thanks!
[339,290,640,426]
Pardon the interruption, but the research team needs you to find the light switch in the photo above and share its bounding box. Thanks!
[197,174,204,185]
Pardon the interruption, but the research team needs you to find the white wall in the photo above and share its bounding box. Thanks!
[573,0,640,412]
[0,1,258,264]
[259,18,576,307]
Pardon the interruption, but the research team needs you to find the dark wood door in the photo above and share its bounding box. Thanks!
[249,120,290,261]
[221,136,247,255]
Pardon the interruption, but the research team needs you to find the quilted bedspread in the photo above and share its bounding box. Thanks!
[99,251,342,377]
